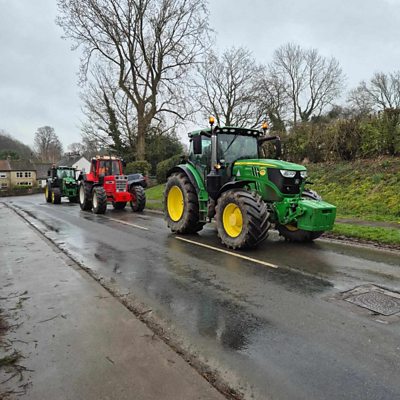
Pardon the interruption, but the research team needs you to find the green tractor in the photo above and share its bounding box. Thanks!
[164,118,336,249]
[45,166,79,204]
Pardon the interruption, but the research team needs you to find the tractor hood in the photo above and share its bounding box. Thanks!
[64,177,77,184]
[233,159,306,171]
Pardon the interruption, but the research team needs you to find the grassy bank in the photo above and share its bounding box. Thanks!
[307,157,400,222]
[146,157,400,246]
[145,184,164,210]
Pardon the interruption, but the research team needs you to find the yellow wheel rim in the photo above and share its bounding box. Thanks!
[52,192,55,203]
[167,186,184,222]
[222,203,243,238]
[285,224,299,232]
[45,186,48,198]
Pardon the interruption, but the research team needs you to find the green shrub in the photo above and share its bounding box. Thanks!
[125,160,151,175]
[156,154,182,183]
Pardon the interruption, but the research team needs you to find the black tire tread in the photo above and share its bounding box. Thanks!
[79,182,93,211]
[52,187,61,205]
[45,185,52,203]
[130,185,146,212]
[164,173,204,234]
[92,186,107,214]
[215,189,270,249]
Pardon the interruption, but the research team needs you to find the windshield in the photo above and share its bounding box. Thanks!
[98,160,121,176]
[218,134,258,163]
[57,169,75,179]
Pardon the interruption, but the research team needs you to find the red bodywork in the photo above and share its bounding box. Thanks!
[86,157,132,203]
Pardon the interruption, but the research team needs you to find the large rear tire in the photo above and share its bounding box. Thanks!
[51,187,61,204]
[92,186,107,214]
[215,190,270,249]
[130,185,146,212]
[164,173,204,234]
[79,183,93,211]
[113,201,127,210]
[276,224,323,242]
[45,185,52,203]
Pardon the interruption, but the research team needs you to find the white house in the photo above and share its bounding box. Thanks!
[72,156,91,177]
[58,154,91,178]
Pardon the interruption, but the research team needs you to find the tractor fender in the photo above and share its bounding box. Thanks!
[216,180,253,200]
[167,165,200,193]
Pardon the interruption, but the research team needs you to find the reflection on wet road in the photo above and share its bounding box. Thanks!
[5,195,400,400]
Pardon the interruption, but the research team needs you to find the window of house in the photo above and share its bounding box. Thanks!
[24,172,32,178]
[17,181,32,186]
[1,183,7,188]
[16,172,23,178]
[0,173,7,178]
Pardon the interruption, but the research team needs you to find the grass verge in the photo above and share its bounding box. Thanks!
[332,223,400,245]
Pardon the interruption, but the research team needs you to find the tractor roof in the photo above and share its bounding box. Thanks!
[92,155,121,160]
[57,166,75,170]
[188,126,262,138]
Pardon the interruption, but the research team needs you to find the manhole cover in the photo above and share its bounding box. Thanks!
[345,291,400,316]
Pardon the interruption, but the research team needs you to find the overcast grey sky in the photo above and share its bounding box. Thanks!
[1,0,400,149]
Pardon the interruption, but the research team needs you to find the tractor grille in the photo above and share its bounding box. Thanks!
[115,175,128,192]
[267,168,303,195]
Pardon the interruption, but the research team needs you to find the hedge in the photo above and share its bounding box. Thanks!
[156,154,182,183]
[125,160,151,175]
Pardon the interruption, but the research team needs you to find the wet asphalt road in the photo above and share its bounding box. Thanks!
[4,194,400,400]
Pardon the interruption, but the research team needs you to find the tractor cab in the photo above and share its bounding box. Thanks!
[189,127,272,175]
[89,156,128,195]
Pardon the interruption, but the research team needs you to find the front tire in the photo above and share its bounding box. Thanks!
[92,186,107,214]
[113,201,127,210]
[51,188,61,204]
[79,183,93,211]
[164,173,204,233]
[276,224,323,242]
[130,185,146,212]
[215,190,270,249]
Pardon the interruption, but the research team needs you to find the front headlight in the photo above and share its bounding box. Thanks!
[280,170,296,178]
[300,171,307,179]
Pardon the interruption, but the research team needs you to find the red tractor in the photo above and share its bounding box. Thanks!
[78,156,146,214]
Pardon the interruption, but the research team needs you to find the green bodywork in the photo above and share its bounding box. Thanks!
[49,167,78,200]
[174,126,336,232]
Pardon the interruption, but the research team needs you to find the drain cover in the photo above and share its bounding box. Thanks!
[345,291,400,316]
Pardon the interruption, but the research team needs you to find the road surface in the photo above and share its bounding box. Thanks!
[3,194,400,400]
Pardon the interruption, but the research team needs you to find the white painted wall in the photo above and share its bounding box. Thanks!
[72,157,91,178]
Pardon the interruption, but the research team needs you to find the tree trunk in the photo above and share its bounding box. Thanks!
[136,116,146,161]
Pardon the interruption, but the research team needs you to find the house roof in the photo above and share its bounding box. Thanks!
[0,160,10,171]
[34,163,53,179]
[58,155,85,167]
[8,160,36,171]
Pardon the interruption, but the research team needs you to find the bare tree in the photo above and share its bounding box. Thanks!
[57,0,209,160]
[257,72,290,132]
[34,126,63,163]
[348,71,400,113]
[270,43,345,125]
[80,66,137,156]
[195,47,264,127]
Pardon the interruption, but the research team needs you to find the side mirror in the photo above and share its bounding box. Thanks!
[47,170,51,177]
[192,135,202,154]
[122,160,127,168]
